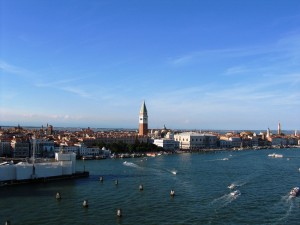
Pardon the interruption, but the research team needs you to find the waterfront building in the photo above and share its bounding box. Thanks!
[55,144,111,158]
[287,137,298,145]
[174,132,217,150]
[229,136,242,148]
[77,144,100,157]
[267,136,287,146]
[153,138,179,151]
[139,101,148,136]
[219,139,232,148]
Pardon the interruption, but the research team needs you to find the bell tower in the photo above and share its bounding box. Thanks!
[139,101,148,136]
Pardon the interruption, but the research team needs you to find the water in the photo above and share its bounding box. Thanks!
[1,149,300,225]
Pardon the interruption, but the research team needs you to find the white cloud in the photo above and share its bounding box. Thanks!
[0,61,29,75]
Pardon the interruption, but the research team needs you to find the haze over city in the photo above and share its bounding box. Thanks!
[1,0,300,130]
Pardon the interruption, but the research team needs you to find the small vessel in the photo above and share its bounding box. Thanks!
[228,184,236,190]
[230,190,241,197]
[56,192,61,200]
[268,153,283,158]
[82,200,89,207]
[171,170,177,175]
[170,189,175,197]
[289,187,299,197]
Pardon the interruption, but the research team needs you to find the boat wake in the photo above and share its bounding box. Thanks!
[269,194,300,224]
[215,157,229,161]
[274,195,295,224]
[207,155,232,162]
[210,191,241,208]
[123,161,140,168]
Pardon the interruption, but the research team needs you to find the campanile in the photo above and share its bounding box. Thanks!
[139,101,148,136]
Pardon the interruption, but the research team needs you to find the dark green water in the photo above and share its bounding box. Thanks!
[1,149,300,225]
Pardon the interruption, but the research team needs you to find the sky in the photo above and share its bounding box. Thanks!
[1,0,300,130]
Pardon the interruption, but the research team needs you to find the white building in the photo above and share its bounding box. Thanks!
[55,143,102,157]
[153,139,179,151]
[174,132,217,150]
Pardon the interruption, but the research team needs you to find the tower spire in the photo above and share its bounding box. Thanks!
[140,100,148,115]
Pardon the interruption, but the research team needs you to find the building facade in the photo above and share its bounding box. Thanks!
[174,132,217,150]
[11,139,30,158]
[0,141,11,157]
[153,138,179,151]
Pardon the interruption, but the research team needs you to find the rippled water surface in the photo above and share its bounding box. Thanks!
[1,149,300,225]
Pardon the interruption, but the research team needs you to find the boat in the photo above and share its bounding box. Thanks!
[230,190,241,197]
[268,153,283,158]
[171,170,177,175]
[228,183,236,190]
[289,187,299,197]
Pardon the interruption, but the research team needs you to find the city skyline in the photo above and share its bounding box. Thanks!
[1,0,300,130]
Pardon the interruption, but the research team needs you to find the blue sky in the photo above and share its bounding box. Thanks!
[1,0,300,130]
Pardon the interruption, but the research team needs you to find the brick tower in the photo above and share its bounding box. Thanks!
[139,101,148,136]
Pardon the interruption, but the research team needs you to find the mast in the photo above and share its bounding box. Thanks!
[32,135,36,178]
[32,135,36,165]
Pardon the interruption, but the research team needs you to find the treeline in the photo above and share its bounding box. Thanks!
[96,140,164,153]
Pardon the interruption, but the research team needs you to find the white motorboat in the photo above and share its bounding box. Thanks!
[268,153,283,158]
[230,190,241,197]
[289,187,299,197]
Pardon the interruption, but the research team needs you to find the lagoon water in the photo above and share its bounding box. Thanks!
[1,149,300,225]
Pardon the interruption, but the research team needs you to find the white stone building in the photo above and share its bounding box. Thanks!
[153,138,179,151]
[174,132,217,150]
